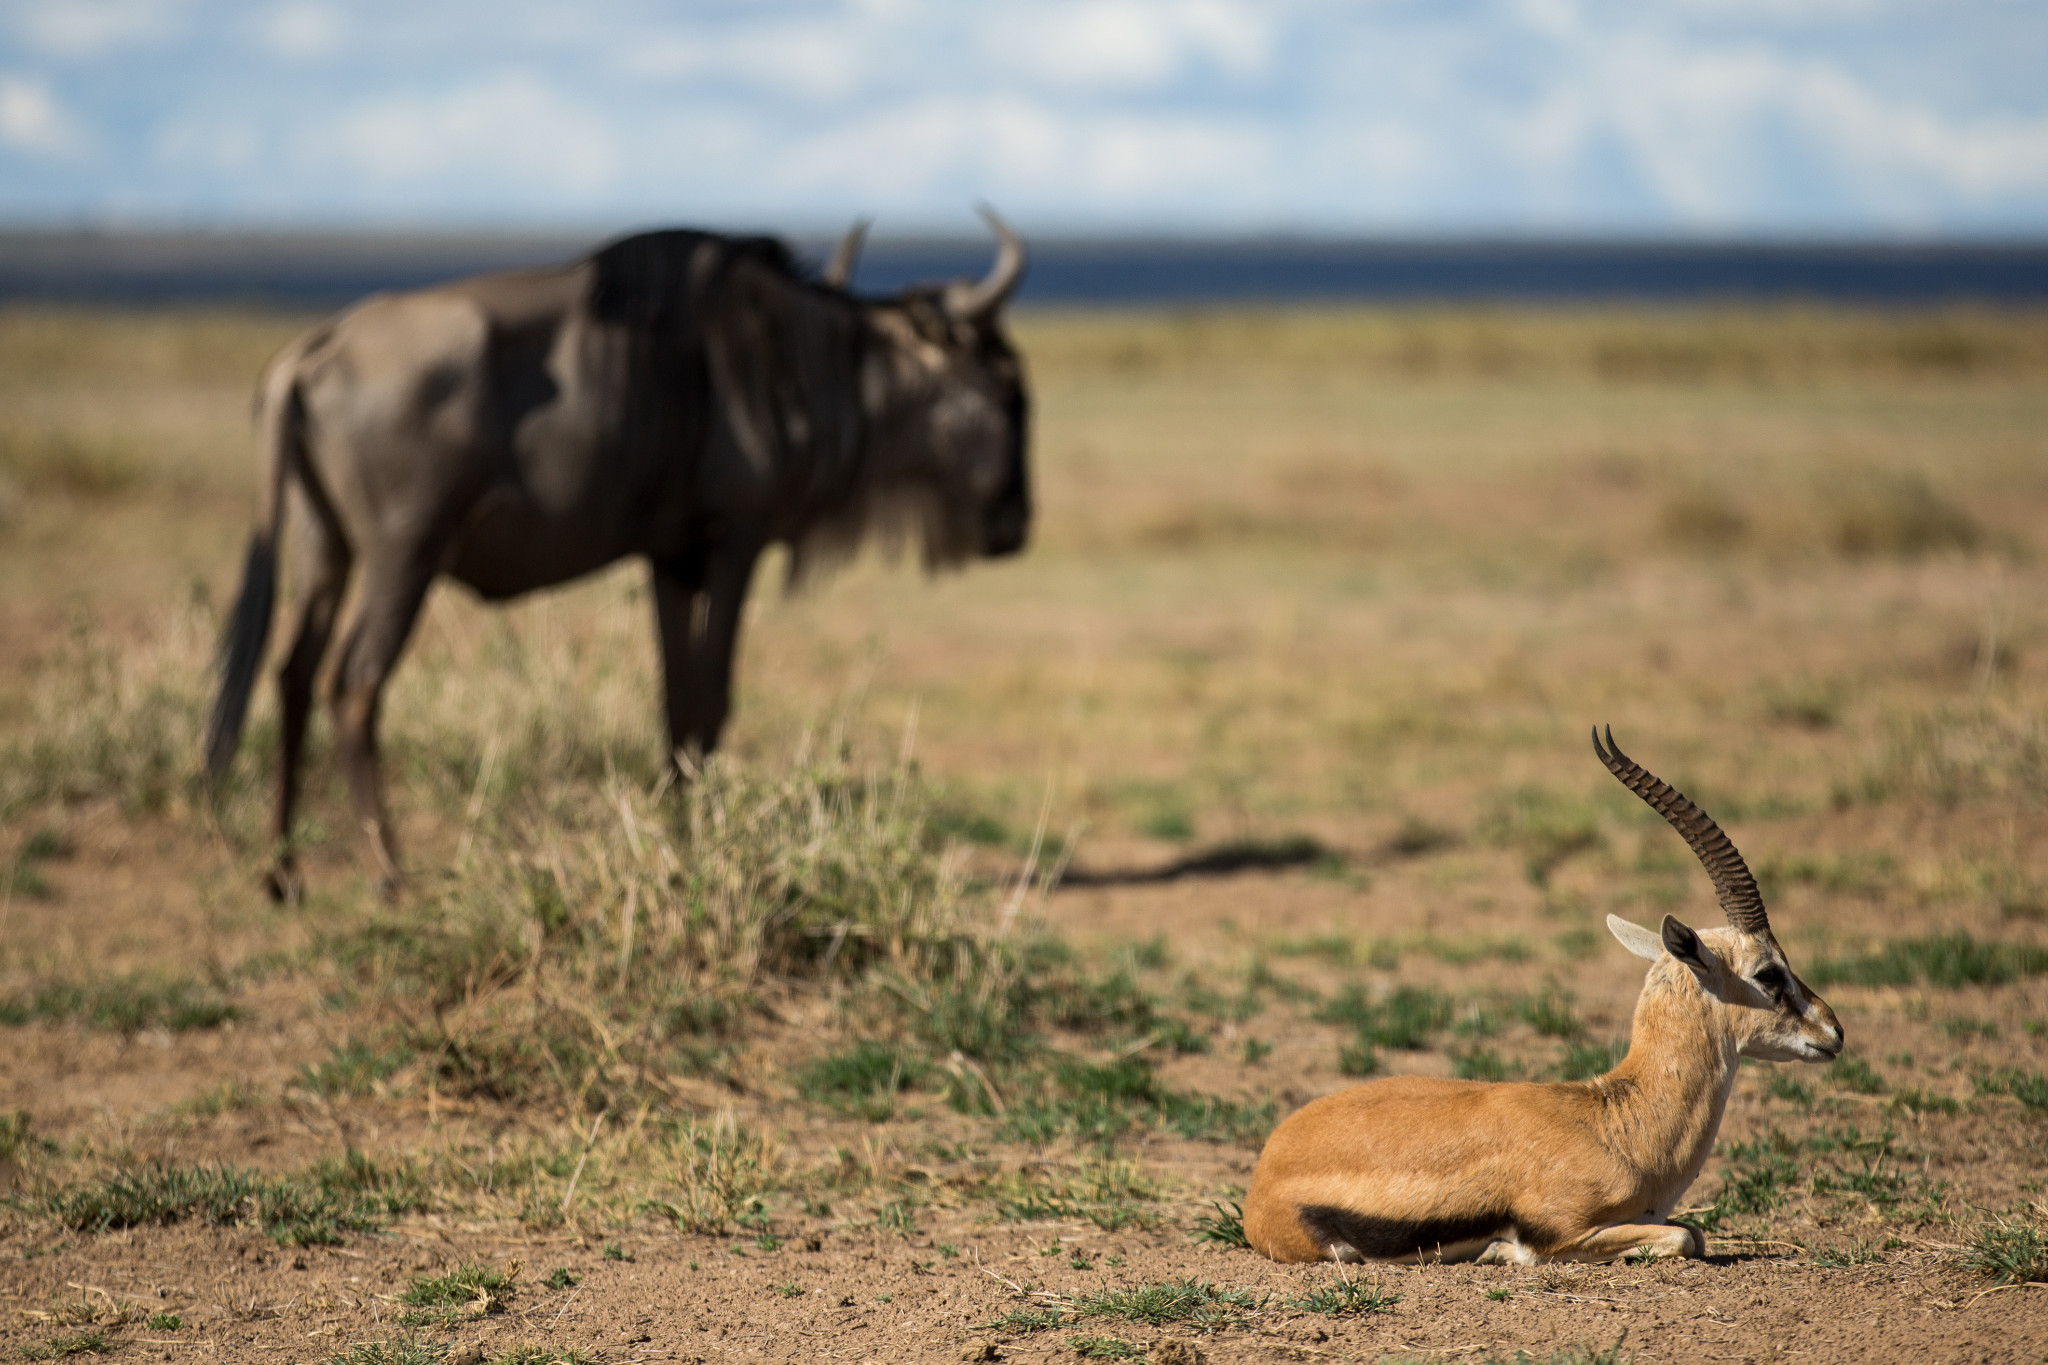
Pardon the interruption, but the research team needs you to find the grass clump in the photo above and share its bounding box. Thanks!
[1804,932,2048,989]
[311,753,994,1112]
[1975,1067,2048,1112]
[1067,1338,1143,1360]
[641,1113,777,1236]
[796,1041,929,1120]
[1964,1217,2048,1285]
[326,1339,449,1365]
[1701,1131,1799,1226]
[1830,1051,1888,1095]
[1519,986,1581,1038]
[0,974,238,1032]
[997,1056,1272,1147]
[996,1162,1160,1231]
[1315,984,1452,1050]
[1767,1073,1816,1107]
[1453,1050,1519,1082]
[1190,1199,1249,1249]
[1555,1041,1626,1081]
[397,1263,517,1324]
[986,1278,1268,1336]
[1072,1278,1266,1332]
[20,1328,118,1359]
[1285,1274,1399,1315]
[43,1151,426,1245]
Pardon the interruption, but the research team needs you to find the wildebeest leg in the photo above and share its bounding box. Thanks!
[329,545,437,897]
[267,487,352,903]
[649,550,707,773]
[649,541,760,766]
[685,541,763,756]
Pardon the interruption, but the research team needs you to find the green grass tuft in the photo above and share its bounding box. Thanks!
[0,974,238,1032]
[1519,986,1581,1038]
[796,1041,929,1120]
[398,1263,516,1322]
[997,1163,1161,1231]
[1805,932,2048,989]
[1453,1050,1518,1082]
[1190,1199,1249,1250]
[1975,1067,2048,1112]
[1285,1275,1400,1315]
[44,1151,425,1245]
[20,1328,118,1359]
[326,1338,449,1365]
[1964,1218,2048,1285]
[1071,1278,1267,1332]
[1555,1041,1625,1081]
[1829,1051,1888,1095]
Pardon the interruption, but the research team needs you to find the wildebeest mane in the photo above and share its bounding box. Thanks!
[586,228,958,586]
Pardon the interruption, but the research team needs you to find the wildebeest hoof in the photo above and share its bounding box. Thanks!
[263,863,303,905]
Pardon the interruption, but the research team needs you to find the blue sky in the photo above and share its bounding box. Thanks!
[2,0,2045,236]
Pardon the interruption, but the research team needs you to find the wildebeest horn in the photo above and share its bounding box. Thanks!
[1592,726,1770,936]
[942,205,1026,321]
[822,218,869,289]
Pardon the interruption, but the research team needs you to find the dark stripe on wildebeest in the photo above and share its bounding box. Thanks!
[204,211,1031,901]
[1297,1205,1513,1259]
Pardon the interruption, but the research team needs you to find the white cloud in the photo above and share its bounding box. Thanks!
[1569,29,2048,226]
[990,0,1273,91]
[2,0,2045,231]
[306,72,621,195]
[619,21,874,101]
[14,0,183,57]
[258,2,346,60]
[0,75,89,157]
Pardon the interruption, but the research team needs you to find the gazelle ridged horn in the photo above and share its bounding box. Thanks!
[1592,725,1769,936]
[941,204,1025,321]
[822,218,869,289]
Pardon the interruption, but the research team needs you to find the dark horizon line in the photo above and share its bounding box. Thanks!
[7,229,2048,305]
[5,224,2048,250]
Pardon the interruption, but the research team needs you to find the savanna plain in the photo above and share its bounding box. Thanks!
[3,301,2048,1365]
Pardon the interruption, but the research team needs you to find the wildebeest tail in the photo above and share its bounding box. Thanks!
[204,356,304,781]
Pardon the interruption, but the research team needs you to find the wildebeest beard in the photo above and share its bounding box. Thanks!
[588,231,986,590]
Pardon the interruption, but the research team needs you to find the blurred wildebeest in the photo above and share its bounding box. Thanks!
[205,210,1030,899]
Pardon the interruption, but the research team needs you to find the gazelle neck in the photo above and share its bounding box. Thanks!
[1595,959,1741,1201]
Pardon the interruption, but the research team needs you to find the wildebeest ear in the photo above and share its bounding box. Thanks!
[1660,915,1718,982]
[1606,914,1664,962]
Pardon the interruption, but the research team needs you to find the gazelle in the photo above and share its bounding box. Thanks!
[1243,728,1844,1265]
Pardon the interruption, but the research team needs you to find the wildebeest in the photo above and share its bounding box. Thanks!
[204,211,1031,899]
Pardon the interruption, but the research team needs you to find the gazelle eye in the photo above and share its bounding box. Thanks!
[1752,965,1788,996]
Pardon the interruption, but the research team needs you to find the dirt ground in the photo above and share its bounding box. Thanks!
[4,303,2048,1363]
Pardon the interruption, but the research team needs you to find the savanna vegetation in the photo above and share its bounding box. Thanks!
[1,301,2047,1361]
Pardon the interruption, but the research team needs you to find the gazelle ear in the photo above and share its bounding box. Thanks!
[1660,914,1718,983]
[1606,914,1665,962]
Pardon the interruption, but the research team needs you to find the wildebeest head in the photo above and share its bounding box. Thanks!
[844,209,1031,571]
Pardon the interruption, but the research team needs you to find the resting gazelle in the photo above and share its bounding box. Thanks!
[1243,728,1844,1265]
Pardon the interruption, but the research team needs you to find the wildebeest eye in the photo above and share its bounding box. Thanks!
[1752,964,1789,996]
